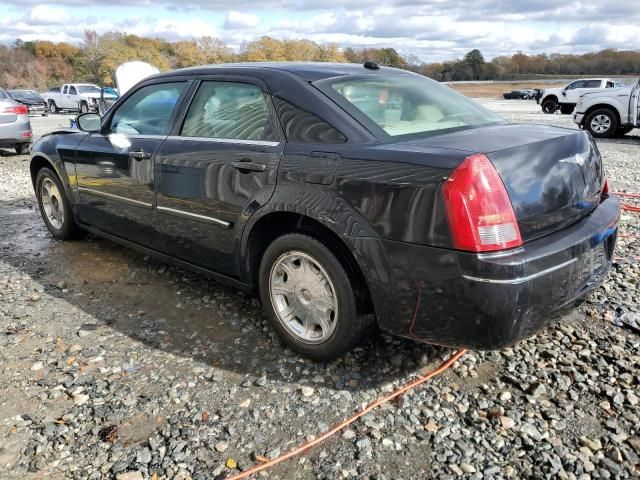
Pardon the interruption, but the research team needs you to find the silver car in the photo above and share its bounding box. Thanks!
[0,87,33,154]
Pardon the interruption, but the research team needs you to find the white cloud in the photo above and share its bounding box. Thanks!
[224,11,260,29]
[29,5,70,25]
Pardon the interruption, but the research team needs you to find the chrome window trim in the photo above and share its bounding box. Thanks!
[166,135,280,147]
[463,258,577,285]
[156,205,231,228]
[78,187,153,208]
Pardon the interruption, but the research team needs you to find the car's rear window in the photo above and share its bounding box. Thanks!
[319,74,503,137]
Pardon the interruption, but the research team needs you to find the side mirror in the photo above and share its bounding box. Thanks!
[76,112,101,133]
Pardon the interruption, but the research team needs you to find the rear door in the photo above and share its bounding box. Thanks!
[156,76,283,278]
[75,79,190,249]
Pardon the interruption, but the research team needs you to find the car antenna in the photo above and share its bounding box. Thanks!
[363,60,380,70]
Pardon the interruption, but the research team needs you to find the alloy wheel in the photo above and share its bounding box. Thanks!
[40,178,65,230]
[590,114,611,134]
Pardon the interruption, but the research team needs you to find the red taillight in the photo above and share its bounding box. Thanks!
[602,178,609,195]
[443,154,522,252]
[3,105,29,115]
[22,131,32,138]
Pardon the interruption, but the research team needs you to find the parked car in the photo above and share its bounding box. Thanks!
[538,78,621,115]
[573,79,640,138]
[7,89,47,116]
[42,83,118,114]
[502,90,529,99]
[0,87,33,154]
[29,62,619,360]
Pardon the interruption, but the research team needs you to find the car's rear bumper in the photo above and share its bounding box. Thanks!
[0,117,33,146]
[368,194,620,349]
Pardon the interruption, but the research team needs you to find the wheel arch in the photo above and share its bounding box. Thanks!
[542,94,558,103]
[583,104,621,126]
[30,153,76,210]
[243,210,380,317]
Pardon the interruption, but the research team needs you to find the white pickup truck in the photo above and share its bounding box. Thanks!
[538,78,623,115]
[573,79,640,138]
[42,84,117,114]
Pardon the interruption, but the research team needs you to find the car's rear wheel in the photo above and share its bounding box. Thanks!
[48,101,59,114]
[541,98,557,114]
[258,233,368,361]
[560,105,574,115]
[35,167,80,240]
[15,143,29,155]
[585,108,618,138]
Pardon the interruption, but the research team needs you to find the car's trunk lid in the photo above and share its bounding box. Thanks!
[401,124,605,241]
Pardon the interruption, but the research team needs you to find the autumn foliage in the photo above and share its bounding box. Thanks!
[1,30,639,90]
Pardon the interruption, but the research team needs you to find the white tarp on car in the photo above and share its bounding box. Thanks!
[115,62,160,96]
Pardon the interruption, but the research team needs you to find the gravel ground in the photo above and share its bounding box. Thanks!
[1,103,639,480]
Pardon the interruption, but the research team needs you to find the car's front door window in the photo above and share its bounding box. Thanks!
[110,82,186,136]
[180,81,277,141]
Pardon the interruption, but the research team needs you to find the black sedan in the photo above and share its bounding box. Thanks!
[29,62,619,360]
[7,89,47,116]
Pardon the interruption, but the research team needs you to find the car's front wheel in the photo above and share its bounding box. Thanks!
[585,108,618,138]
[258,233,369,361]
[541,98,557,114]
[48,101,59,114]
[35,167,80,240]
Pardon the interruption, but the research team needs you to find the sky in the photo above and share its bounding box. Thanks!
[1,0,639,62]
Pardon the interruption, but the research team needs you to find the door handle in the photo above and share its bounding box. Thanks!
[231,160,266,173]
[129,149,151,161]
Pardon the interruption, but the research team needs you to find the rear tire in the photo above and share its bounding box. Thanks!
[560,105,574,115]
[585,108,618,138]
[35,167,81,240]
[542,98,557,114]
[14,143,29,155]
[258,233,370,361]
[48,101,59,114]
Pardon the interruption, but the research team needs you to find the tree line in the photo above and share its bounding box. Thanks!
[1,30,639,90]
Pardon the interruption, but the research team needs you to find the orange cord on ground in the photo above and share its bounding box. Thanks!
[614,192,640,213]
[226,348,467,480]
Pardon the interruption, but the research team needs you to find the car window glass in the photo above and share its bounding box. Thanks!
[583,80,601,88]
[181,81,277,141]
[69,86,78,95]
[110,82,186,136]
[273,97,347,143]
[0,89,8,99]
[63,86,68,94]
[606,81,614,88]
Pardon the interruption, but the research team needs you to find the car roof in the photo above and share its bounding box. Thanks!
[158,62,411,82]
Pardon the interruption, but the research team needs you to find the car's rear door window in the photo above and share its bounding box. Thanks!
[181,81,277,141]
[273,97,346,143]
[583,80,602,88]
[110,82,186,136]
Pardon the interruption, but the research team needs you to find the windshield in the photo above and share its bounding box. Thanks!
[77,85,102,94]
[102,87,119,97]
[0,89,8,99]
[321,74,504,137]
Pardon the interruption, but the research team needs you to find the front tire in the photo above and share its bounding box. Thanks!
[585,108,618,138]
[35,167,80,240]
[48,101,59,114]
[258,233,369,361]
[541,98,557,114]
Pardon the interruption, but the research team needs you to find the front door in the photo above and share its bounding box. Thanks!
[156,78,283,278]
[75,80,189,249]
